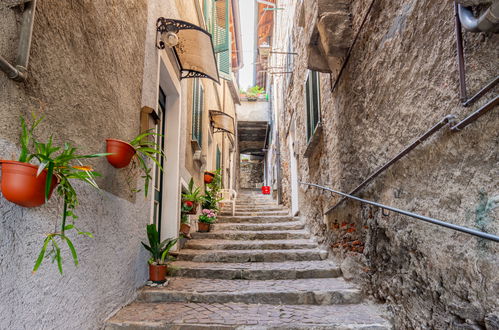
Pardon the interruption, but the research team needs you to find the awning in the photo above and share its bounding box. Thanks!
[157,18,220,84]
[210,110,235,135]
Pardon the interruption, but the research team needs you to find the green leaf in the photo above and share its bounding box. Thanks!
[62,236,78,266]
[44,162,55,201]
[64,224,75,231]
[52,240,63,274]
[32,236,51,274]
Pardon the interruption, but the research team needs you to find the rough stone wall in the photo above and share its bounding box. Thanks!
[273,0,498,328]
[239,160,264,189]
[0,1,150,329]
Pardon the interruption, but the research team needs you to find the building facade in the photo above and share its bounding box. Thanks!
[0,0,241,328]
[266,0,498,328]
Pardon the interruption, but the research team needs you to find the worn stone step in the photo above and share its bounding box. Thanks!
[138,278,362,305]
[212,221,304,231]
[184,239,318,250]
[173,248,328,263]
[190,230,310,240]
[169,260,342,280]
[216,215,296,223]
[106,302,392,329]
[234,210,289,216]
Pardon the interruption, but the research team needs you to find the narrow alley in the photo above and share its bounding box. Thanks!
[0,0,497,329]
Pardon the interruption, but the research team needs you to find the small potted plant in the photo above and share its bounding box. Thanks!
[245,85,265,101]
[106,130,165,197]
[179,205,192,239]
[181,178,201,214]
[141,224,178,283]
[201,169,223,212]
[204,171,215,184]
[198,209,216,232]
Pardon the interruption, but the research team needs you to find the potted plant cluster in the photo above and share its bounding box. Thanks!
[240,85,265,101]
[141,224,178,283]
[106,130,165,197]
[197,170,222,232]
[0,115,110,274]
[181,178,201,214]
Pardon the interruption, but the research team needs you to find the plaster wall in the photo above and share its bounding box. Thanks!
[236,100,270,121]
[271,0,499,328]
[0,1,152,328]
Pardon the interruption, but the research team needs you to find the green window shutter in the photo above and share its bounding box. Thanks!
[217,47,231,80]
[213,0,229,53]
[306,71,321,142]
[192,79,203,147]
[216,146,221,170]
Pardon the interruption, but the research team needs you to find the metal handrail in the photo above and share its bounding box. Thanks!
[301,182,499,242]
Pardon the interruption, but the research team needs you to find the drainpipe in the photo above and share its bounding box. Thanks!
[458,2,499,33]
[0,0,37,81]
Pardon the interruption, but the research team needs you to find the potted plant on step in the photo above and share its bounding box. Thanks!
[141,224,178,283]
[106,130,165,197]
[198,209,216,232]
[201,169,223,213]
[181,178,201,214]
[179,204,192,239]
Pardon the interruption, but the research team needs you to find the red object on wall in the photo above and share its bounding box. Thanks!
[261,186,271,194]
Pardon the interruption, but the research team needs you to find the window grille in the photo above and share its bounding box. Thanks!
[192,79,204,147]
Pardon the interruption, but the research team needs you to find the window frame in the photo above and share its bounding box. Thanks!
[303,70,322,158]
[191,79,204,149]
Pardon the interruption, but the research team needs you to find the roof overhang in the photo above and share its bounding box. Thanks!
[210,110,235,135]
[156,18,220,84]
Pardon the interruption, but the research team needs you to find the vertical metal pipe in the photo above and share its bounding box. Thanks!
[454,1,468,103]
[16,0,37,71]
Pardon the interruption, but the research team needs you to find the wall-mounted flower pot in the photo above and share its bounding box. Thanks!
[149,263,167,283]
[182,200,198,214]
[262,186,271,195]
[0,160,58,207]
[204,171,215,184]
[198,222,210,232]
[106,139,136,168]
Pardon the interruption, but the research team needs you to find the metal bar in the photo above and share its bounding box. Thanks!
[463,76,499,107]
[325,115,455,214]
[454,1,468,103]
[302,182,499,242]
[270,51,298,55]
[0,55,23,80]
[451,94,499,131]
[16,0,36,70]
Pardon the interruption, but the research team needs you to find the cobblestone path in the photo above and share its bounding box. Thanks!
[106,190,391,329]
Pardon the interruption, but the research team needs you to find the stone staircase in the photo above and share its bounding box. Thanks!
[106,190,391,329]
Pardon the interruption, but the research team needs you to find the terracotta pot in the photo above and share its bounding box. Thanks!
[106,139,136,168]
[149,263,167,283]
[180,223,191,236]
[204,171,215,184]
[0,160,58,207]
[182,200,198,214]
[198,222,211,232]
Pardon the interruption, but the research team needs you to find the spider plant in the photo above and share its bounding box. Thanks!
[141,224,178,265]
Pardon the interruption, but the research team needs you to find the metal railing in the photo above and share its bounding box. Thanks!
[301,182,499,242]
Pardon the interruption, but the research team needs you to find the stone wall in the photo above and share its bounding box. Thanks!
[0,1,150,328]
[239,160,264,189]
[272,0,498,328]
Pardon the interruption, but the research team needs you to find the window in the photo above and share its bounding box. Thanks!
[216,146,221,170]
[192,79,204,148]
[304,70,321,158]
[305,70,320,142]
[204,0,231,80]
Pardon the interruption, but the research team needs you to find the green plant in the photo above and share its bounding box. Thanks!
[201,169,223,211]
[181,213,189,225]
[198,209,216,224]
[15,115,109,274]
[129,130,165,197]
[182,178,202,203]
[141,224,178,265]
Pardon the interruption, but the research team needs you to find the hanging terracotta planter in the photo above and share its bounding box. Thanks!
[106,139,136,168]
[149,263,167,283]
[182,200,198,214]
[0,160,58,208]
[198,222,211,232]
[204,171,215,184]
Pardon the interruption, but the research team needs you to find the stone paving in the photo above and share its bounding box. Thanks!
[106,191,391,329]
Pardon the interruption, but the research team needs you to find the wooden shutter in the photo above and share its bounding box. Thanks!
[306,71,321,142]
[192,79,203,147]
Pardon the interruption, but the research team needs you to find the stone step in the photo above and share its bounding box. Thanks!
[216,215,296,223]
[221,206,285,212]
[212,221,304,231]
[173,248,328,263]
[234,210,289,216]
[106,302,392,329]
[184,239,317,250]
[138,278,362,305]
[168,260,342,280]
[190,229,310,240]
